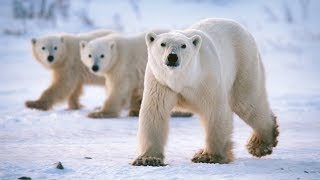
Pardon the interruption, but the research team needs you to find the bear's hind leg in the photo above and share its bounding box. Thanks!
[88,81,129,118]
[128,88,142,117]
[231,50,279,157]
[67,84,83,110]
[88,92,122,118]
[232,94,279,157]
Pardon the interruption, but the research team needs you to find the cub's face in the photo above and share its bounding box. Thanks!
[80,39,115,76]
[145,32,202,72]
[31,36,66,69]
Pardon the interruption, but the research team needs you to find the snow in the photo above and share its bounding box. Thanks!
[0,0,320,179]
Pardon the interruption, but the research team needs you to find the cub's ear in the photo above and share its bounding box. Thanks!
[80,41,87,49]
[145,31,157,46]
[31,38,36,45]
[190,35,202,48]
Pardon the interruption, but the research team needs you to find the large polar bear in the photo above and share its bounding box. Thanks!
[26,30,112,110]
[132,18,279,166]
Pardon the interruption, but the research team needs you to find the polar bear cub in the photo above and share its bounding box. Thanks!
[132,18,279,166]
[80,32,150,118]
[26,30,113,110]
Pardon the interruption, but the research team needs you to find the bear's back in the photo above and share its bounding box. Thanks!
[185,19,253,91]
[189,18,261,92]
[77,30,114,41]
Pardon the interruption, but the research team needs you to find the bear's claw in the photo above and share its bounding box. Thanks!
[191,149,231,164]
[247,136,274,157]
[132,156,165,166]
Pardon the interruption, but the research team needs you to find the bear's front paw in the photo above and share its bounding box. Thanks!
[132,156,165,167]
[128,109,139,117]
[87,111,118,119]
[25,100,50,111]
[191,149,231,164]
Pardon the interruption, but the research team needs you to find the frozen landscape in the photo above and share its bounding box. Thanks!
[0,0,319,179]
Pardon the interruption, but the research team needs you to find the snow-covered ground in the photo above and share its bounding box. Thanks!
[0,0,320,179]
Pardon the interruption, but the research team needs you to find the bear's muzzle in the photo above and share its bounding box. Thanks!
[166,53,179,67]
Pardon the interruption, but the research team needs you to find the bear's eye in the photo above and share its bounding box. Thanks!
[161,43,166,47]
[88,54,92,58]
[54,46,57,50]
[181,44,186,49]
[100,54,104,58]
[42,47,46,50]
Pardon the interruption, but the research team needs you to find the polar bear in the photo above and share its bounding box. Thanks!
[132,18,279,166]
[79,32,146,118]
[25,30,113,110]
[80,31,171,118]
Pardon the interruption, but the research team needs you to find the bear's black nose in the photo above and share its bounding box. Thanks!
[47,55,54,62]
[166,53,179,67]
[92,65,99,72]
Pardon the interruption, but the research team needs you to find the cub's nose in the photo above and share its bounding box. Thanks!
[166,53,179,67]
[47,55,54,62]
[91,65,99,72]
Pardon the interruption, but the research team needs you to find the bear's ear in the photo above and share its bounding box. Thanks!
[80,41,87,49]
[145,31,157,46]
[190,35,202,48]
[31,38,36,45]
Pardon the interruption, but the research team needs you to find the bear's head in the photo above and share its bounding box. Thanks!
[80,38,116,76]
[145,31,202,72]
[31,36,66,69]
